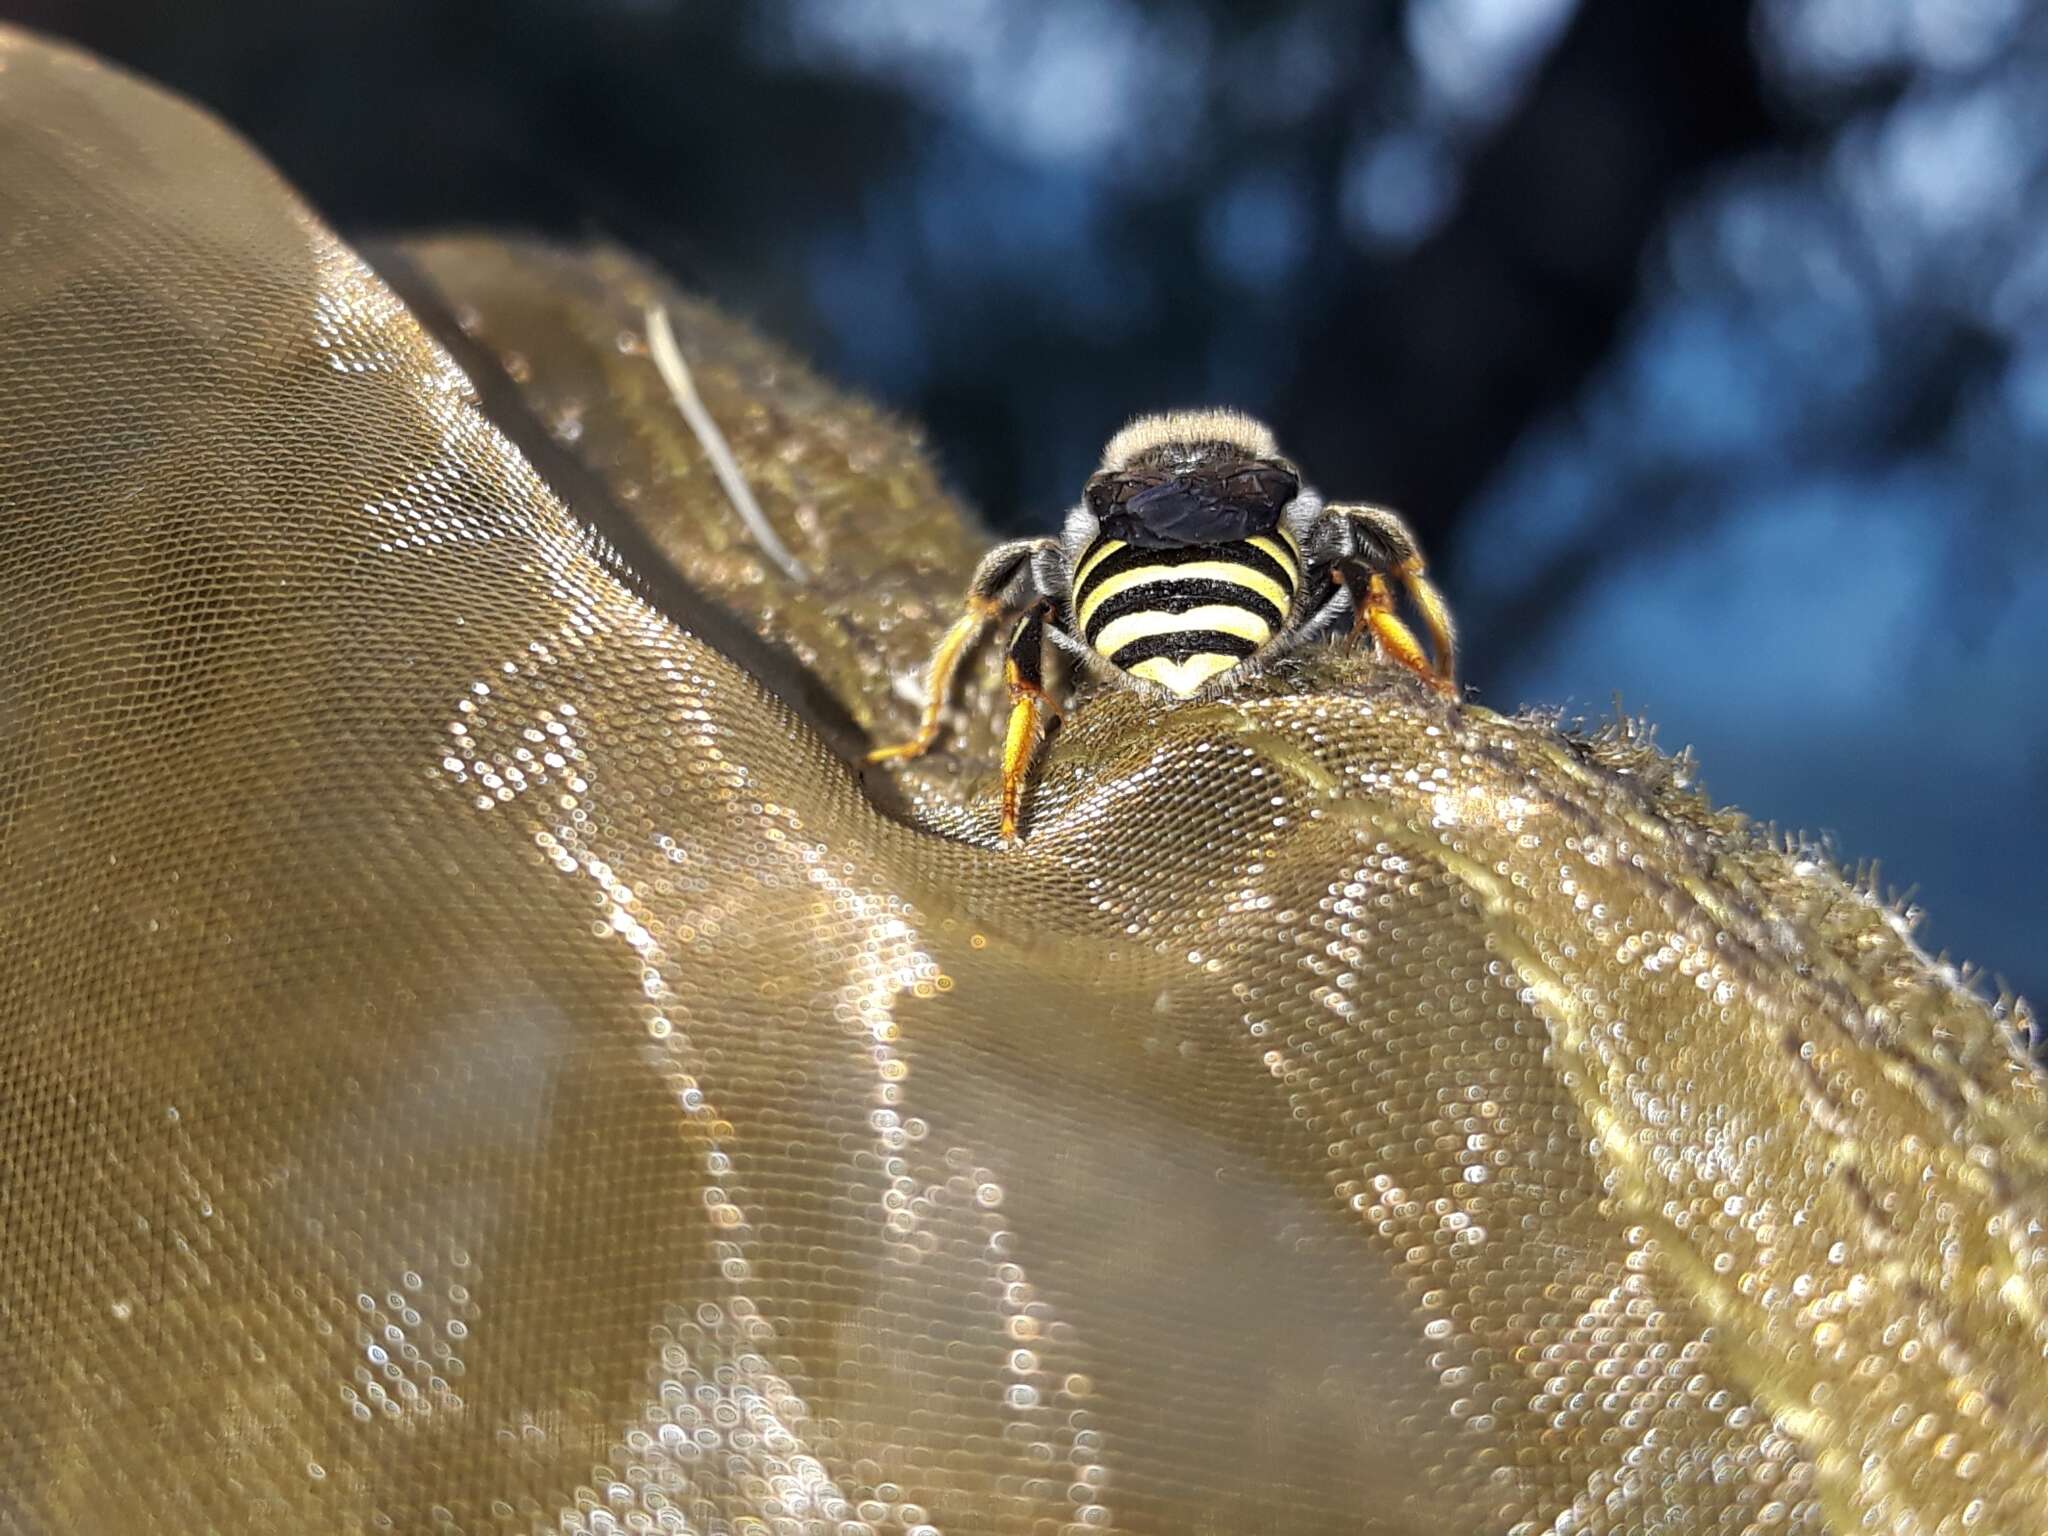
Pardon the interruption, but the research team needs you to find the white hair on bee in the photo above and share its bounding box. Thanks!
[1099,408,1279,471]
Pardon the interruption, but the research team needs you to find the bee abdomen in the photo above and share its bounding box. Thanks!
[1071,535,1300,696]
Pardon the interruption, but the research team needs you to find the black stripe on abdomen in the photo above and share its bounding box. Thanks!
[1077,538,1293,592]
[1103,629,1261,666]
[1080,577,1286,646]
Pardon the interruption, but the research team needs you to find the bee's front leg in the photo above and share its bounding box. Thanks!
[867,538,1057,763]
[1325,503,1458,689]
[1327,559,1445,693]
[999,599,1061,842]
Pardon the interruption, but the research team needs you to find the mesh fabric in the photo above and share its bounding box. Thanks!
[3,31,2046,1536]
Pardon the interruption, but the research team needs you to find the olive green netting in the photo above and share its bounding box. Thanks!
[3,30,2045,1536]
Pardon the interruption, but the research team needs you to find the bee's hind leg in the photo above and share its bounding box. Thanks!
[999,599,1061,842]
[867,538,1055,763]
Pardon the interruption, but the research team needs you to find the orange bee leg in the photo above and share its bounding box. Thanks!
[1330,560,1454,696]
[1327,503,1458,689]
[866,600,998,763]
[1393,557,1458,687]
[867,537,1055,763]
[998,599,1061,842]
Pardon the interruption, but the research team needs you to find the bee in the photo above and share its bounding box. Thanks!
[868,409,1457,839]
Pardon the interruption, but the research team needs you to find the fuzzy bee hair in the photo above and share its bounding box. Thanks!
[1098,409,1280,472]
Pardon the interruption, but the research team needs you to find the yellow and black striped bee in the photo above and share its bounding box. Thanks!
[869,409,1457,839]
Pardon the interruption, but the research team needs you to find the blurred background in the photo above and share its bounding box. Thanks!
[11,0,2043,1013]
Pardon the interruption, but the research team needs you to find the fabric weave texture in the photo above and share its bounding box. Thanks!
[2,30,2045,1535]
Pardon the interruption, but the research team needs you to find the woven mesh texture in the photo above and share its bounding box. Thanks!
[4,30,2047,1536]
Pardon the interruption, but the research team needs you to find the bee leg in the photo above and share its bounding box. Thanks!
[867,538,1053,763]
[865,604,999,763]
[1396,562,1458,687]
[1327,503,1458,687]
[1330,560,1454,696]
[999,599,1060,842]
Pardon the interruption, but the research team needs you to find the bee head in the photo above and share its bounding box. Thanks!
[1097,409,1282,474]
[1084,410,1301,548]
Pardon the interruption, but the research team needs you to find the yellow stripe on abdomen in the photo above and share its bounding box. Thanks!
[1246,532,1299,570]
[1091,603,1276,659]
[1128,653,1240,693]
[1075,558,1292,632]
[1071,536,1127,593]
[1070,533,1304,696]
